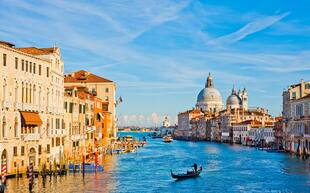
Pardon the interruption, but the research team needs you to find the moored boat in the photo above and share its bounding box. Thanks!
[171,166,202,180]
[163,135,173,143]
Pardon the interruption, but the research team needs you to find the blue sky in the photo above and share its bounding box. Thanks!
[1,0,309,126]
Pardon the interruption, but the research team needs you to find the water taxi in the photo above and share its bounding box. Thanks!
[163,135,173,143]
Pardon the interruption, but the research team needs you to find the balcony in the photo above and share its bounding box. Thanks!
[50,129,66,136]
[70,134,86,141]
[15,102,22,110]
[21,133,41,141]
[32,104,39,112]
[2,100,11,109]
[48,106,53,113]
[22,103,31,111]
[39,105,45,112]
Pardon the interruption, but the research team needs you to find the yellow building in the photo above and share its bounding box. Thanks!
[64,70,117,141]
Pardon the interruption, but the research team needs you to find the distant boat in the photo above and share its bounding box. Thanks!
[163,135,173,143]
[112,149,124,154]
[68,163,104,172]
[151,132,162,138]
[84,163,104,172]
[171,166,202,180]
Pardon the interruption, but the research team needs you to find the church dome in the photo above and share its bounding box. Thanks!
[197,87,222,103]
[226,88,242,109]
[196,73,223,112]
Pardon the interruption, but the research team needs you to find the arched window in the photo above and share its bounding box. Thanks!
[2,80,7,101]
[33,85,36,105]
[2,117,6,138]
[15,82,18,103]
[46,119,50,135]
[22,83,25,103]
[38,87,41,108]
[14,117,18,138]
[29,84,32,104]
[25,83,28,103]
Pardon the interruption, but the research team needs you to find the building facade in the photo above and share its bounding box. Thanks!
[64,70,116,143]
[283,83,310,156]
[0,41,65,174]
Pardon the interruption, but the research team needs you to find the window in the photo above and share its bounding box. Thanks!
[47,67,49,77]
[102,104,108,111]
[33,63,36,74]
[83,105,86,114]
[3,54,6,66]
[56,137,60,146]
[79,104,82,113]
[30,62,32,73]
[39,65,41,75]
[292,92,296,99]
[13,146,17,156]
[26,61,28,72]
[64,102,67,112]
[47,144,50,153]
[22,60,24,71]
[21,146,25,156]
[52,138,54,147]
[105,88,109,93]
[69,103,73,113]
[38,145,42,155]
[15,57,18,69]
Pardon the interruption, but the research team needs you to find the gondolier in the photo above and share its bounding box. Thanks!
[171,165,202,180]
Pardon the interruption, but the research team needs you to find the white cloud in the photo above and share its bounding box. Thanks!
[118,113,176,127]
[207,12,290,45]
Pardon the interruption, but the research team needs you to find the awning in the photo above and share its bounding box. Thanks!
[99,113,104,119]
[20,111,43,126]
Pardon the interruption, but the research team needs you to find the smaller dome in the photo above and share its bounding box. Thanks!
[226,94,242,109]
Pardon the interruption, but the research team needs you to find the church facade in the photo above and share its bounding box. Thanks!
[176,73,275,143]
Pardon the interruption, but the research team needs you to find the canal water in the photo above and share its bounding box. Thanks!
[4,132,310,193]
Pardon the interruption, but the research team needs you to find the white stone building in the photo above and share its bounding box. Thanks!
[0,41,65,174]
[196,73,223,113]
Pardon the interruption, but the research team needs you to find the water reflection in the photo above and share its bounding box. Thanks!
[4,133,310,193]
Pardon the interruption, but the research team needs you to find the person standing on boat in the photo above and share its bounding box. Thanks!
[192,163,198,173]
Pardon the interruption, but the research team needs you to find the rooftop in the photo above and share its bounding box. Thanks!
[64,70,113,83]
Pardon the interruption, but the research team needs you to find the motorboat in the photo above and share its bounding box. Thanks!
[163,135,173,143]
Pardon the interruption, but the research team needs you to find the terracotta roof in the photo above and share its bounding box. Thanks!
[77,90,90,100]
[64,70,113,83]
[0,41,15,47]
[15,47,55,55]
[275,116,283,121]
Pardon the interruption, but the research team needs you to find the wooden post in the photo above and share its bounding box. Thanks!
[82,154,85,177]
[29,161,33,191]
[1,158,6,185]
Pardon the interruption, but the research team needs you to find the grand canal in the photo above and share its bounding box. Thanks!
[4,132,310,193]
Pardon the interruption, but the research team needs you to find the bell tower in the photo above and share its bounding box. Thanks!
[241,88,248,110]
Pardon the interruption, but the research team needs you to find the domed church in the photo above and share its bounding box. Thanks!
[226,87,248,110]
[196,73,223,112]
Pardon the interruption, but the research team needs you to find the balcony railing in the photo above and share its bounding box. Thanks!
[70,134,86,141]
[49,129,66,136]
[21,133,41,141]
[22,103,31,111]
[2,100,11,108]
[15,102,22,110]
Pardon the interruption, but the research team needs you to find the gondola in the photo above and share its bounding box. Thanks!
[171,166,202,180]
